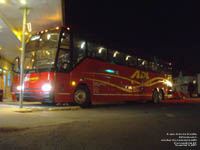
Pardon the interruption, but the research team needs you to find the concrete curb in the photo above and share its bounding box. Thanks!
[13,106,80,113]
[13,106,81,113]
[0,101,81,113]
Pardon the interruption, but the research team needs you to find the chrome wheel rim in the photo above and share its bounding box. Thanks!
[74,90,86,104]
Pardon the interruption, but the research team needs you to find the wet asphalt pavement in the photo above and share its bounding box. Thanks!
[0,100,200,150]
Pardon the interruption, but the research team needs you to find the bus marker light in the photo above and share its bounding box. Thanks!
[17,85,24,91]
[67,27,70,31]
[17,86,21,91]
[128,86,133,90]
[72,81,76,86]
[105,69,115,74]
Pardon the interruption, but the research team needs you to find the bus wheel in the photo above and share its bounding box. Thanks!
[74,85,91,108]
[160,90,165,101]
[152,90,162,104]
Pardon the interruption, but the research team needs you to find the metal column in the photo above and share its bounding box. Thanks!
[19,8,30,108]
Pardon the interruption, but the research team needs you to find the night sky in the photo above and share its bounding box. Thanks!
[66,0,200,76]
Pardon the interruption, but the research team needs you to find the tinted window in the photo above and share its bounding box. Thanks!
[142,60,149,70]
[73,37,86,64]
[87,42,107,61]
[88,42,97,58]
[125,55,137,67]
[95,47,107,61]
[108,50,125,65]
[137,58,143,67]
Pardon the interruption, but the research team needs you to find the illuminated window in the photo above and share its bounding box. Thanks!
[113,51,119,57]
[98,48,104,54]
[125,55,137,67]
[125,55,131,61]
[108,50,125,65]
[73,37,86,64]
[96,47,107,60]
[81,42,85,49]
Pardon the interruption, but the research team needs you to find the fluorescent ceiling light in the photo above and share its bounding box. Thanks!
[20,0,26,5]
[0,0,6,4]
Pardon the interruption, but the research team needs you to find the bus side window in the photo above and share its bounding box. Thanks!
[87,42,107,61]
[149,62,153,72]
[152,62,158,72]
[87,42,97,58]
[125,55,137,67]
[96,47,107,61]
[117,52,126,65]
[108,50,125,65]
[108,50,114,64]
[73,38,86,64]
[142,60,148,70]
[137,58,143,67]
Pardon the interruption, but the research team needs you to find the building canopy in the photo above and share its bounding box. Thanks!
[0,0,63,62]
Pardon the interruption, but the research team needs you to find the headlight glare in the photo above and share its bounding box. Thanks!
[17,85,24,91]
[41,84,52,92]
[17,86,21,91]
[165,80,173,87]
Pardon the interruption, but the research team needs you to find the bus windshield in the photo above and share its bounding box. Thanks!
[24,30,59,70]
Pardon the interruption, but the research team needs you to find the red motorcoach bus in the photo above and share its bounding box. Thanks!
[12,26,173,107]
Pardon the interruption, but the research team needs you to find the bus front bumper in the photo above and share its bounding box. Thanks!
[15,92,54,104]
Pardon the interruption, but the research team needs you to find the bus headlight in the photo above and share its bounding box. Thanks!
[41,83,52,92]
[17,86,21,91]
[165,80,173,87]
[17,85,24,91]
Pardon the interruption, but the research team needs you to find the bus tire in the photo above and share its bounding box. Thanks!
[160,89,165,100]
[152,90,163,104]
[74,85,91,108]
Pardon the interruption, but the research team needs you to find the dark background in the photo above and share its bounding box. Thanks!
[65,0,200,77]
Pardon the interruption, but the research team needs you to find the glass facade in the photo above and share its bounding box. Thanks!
[0,57,12,99]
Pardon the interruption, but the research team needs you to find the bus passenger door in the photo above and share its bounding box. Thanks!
[54,28,72,103]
